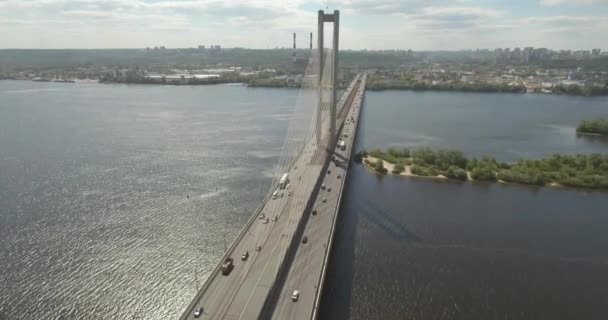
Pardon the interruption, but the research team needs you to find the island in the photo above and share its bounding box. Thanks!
[576,118,608,136]
[355,148,608,190]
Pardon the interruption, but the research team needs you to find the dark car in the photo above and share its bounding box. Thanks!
[302,236,308,244]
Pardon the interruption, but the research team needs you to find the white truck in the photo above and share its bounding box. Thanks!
[278,173,289,190]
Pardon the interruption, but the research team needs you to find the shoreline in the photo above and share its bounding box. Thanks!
[576,131,606,137]
[4,78,608,96]
[362,156,567,190]
[365,86,608,97]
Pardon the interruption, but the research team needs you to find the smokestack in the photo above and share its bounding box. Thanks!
[310,32,312,50]
[292,33,297,63]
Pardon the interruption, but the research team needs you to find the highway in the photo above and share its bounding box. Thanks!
[266,74,366,320]
[180,74,365,320]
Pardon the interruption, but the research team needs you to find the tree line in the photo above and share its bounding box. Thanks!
[358,147,608,190]
[577,118,608,135]
[366,78,526,93]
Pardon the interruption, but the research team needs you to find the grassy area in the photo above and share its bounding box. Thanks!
[577,118,608,135]
[358,147,608,190]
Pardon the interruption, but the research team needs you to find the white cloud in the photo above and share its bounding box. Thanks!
[540,0,608,5]
[0,0,606,49]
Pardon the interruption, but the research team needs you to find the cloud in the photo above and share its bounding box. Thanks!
[331,0,473,14]
[0,0,607,49]
[520,15,608,32]
[540,0,608,5]
[401,6,504,32]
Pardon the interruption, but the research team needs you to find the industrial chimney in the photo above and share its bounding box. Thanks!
[310,32,313,50]
[292,33,297,63]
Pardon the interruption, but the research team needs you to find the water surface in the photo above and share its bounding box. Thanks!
[2,83,608,319]
[320,90,608,320]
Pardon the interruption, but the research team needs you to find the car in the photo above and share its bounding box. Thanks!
[327,169,331,174]
[262,218,269,224]
[337,174,341,179]
[258,214,265,220]
[323,197,327,203]
[241,251,249,261]
[271,216,277,222]
[292,290,300,302]
[312,209,317,215]
[221,258,234,275]
[194,307,204,318]
[321,184,326,190]
[302,236,308,244]
[327,187,332,192]
[255,245,262,252]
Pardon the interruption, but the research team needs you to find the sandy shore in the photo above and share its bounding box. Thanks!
[363,156,566,188]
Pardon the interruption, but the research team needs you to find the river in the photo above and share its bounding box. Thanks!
[1,81,607,319]
[319,90,608,319]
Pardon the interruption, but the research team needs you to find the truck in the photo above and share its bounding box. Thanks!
[338,140,346,151]
[221,258,234,275]
[279,173,289,189]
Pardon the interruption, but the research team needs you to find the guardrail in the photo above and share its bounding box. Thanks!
[180,136,315,320]
[179,182,275,319]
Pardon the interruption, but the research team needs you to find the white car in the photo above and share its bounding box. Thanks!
[262,218,269,224]
[292,290,300,302]
[194,307,204,318]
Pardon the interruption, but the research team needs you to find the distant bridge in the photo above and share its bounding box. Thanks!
[180,10,367,320]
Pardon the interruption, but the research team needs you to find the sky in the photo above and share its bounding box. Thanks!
[0,0,607,50]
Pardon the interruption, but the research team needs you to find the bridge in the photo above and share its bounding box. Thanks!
[180,10,367,320]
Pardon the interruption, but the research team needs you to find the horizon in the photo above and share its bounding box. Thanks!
[1,0,608,50]
[0,46,606,52]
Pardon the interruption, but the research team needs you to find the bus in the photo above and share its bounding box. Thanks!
[279,173,289,189]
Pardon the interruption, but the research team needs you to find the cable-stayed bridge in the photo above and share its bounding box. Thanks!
[180,10,367,320]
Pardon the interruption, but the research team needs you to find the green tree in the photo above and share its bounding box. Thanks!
[470,166,496,181]
[444,166,468,181]
[392,163,405,174]
[374,159,388,174]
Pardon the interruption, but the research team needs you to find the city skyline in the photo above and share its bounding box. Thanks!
[0,0,607,50]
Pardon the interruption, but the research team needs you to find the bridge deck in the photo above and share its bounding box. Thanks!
[180,74,365,320]
[267,75,366,320]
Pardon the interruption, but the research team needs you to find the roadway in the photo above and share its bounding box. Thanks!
[266,74,366,320]
[180,74,364,320]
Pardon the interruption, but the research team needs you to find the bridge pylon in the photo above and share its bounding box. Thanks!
[317,9,339,148]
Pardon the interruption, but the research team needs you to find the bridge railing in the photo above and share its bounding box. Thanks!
[180,133,323,320]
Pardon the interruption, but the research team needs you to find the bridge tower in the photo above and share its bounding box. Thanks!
[317,9,339,148]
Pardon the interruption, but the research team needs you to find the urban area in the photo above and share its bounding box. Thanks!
[2,38,608,96]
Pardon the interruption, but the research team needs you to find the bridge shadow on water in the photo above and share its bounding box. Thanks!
[358,192,423,243]
[318,164,425,320]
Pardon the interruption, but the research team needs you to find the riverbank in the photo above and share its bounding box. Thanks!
[577,118,608,136]
[362,155,562,188]
[367,77,608,96]
[357,148,608,190]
